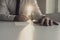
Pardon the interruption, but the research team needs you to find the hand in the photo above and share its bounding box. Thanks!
[33,16,59,26]
[14,14,29,22]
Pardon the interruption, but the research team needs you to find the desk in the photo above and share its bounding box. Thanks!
[0,22,60,40]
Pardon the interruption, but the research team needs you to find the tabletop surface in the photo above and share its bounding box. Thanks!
[0,22,60,40]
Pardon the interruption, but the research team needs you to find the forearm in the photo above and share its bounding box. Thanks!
[0,0,15,21]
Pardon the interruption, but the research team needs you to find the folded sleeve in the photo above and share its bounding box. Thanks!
[0,0,15,21]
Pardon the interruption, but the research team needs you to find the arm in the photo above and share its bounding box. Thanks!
[32,0,45,20]
[34,0,43,15]
[0,0,15,21]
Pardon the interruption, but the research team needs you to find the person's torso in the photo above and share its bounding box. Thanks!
[5,0,35,15]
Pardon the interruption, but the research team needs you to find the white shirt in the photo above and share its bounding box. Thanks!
[0,0,43,21]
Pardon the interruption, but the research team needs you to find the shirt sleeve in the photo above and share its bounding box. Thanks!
[0,0,15,21]
[32,0,44,20]
[34,0,43,15]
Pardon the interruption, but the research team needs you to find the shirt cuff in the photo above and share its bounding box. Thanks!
[0,14,15,21]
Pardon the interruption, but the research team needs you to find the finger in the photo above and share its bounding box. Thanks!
[38,16,46,23]
[43,18,48,26]
[49,19,53,26]
[46,17,50,26]
[53,21,59,25]
[43,17,50,26]
[41,18,45,25]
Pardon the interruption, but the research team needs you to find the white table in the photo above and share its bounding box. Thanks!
[0,21,60,40]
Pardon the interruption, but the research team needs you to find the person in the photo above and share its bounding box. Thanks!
[0,0,58,26]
